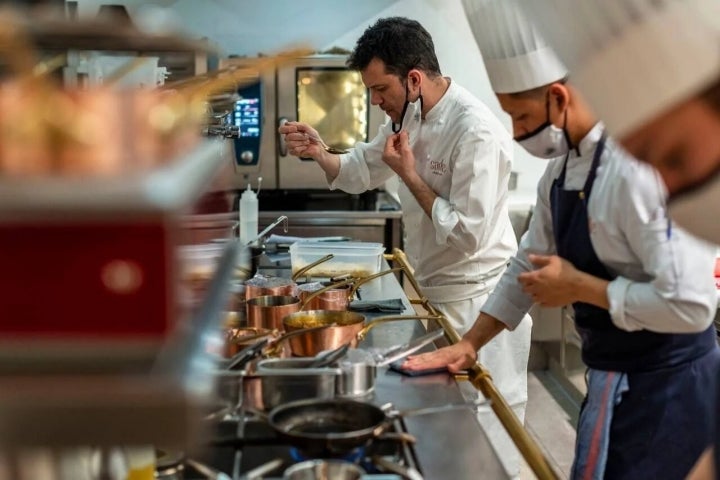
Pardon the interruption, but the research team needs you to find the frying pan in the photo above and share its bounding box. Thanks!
[212,397,484,457]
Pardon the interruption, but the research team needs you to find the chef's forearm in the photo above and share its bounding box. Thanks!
[314,150,341,180]
[573,271,610,309]
[462,312,507,351]
[400,169,436,218]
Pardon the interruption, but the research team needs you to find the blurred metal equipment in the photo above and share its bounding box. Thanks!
[0,10,302,456]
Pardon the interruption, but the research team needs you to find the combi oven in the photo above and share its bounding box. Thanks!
[219,55,385,189]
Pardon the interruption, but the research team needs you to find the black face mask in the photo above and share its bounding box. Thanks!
[392,80,423,133]
[514,90,577,158]
[514,91,553,143]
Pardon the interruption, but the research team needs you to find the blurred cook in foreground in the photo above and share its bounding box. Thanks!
[513,1,720,478]
[516,0,720,244]
[405,2,720,479]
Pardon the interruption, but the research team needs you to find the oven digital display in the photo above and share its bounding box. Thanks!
[232,81,262,167]
[234,97,260,138]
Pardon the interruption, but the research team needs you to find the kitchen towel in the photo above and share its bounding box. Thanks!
[571,368,629,480]
[349,298,405,313]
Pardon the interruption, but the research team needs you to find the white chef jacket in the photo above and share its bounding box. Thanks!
[483,123,718,333]
[330,80,518,304]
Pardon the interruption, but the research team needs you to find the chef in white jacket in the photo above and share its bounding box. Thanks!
[405,2,720,479]
[279,16,532,477]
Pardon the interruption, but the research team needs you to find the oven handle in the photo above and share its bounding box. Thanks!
[278,117,289,156]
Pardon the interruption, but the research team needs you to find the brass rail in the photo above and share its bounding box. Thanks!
[385,249,559,480]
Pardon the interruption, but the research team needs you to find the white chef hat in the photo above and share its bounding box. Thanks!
[462,0,568,94]
[515,0,720,136]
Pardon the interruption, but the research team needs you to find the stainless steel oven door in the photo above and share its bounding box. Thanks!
[277,55,384,189]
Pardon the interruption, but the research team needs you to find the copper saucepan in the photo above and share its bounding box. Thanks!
[297,268,403,311]
[246,275,360,331]
[244,292,327,332]
[244,275,297,301]
[224,326,276,358]
[246,295,302,331]
[243,253,334,303]
[282,310,442,357]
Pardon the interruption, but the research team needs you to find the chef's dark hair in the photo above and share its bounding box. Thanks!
[347,17,442,79]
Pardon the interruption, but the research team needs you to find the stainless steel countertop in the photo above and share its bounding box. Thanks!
[317,261,508,480]
[181,210,402,229]
[261,210,402,221]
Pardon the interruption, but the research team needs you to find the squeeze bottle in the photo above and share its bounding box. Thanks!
[239,183,258,245]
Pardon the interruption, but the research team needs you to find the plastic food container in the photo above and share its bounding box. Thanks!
[289,242,384,279]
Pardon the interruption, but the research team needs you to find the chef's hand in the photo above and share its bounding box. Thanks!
[382,130,415,179]
[518,254,581,307]
[402,339,477,373]
[278,121,325,160]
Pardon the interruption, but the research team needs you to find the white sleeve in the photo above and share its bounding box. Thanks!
[607,162,717,333]
[482,161,560,330]
[329,120,395,194]
[430,123,509,251]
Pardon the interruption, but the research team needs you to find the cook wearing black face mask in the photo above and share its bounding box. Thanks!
[514,86,577,160]
[392,79,424,133]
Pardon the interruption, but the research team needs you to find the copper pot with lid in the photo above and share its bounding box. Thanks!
[243,254,335,301]
[244,275,297,301]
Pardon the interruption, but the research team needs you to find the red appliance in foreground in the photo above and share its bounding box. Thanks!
[0,140,227,367]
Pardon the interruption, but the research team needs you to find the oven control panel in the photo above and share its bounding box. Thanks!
[232,81,262,168]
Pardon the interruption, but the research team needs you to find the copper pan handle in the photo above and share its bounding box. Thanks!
[299,277,355,310]
[348,267,403,300]
[356,315,443,341]
[264,323,336,356]
[291,254,334,281]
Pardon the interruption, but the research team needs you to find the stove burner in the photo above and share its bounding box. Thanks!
[289,446,366,463]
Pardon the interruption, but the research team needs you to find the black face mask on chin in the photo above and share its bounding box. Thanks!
[392,79,423,134]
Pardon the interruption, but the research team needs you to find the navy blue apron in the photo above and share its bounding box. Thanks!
[714,369,720,479]
[550,134,720,479]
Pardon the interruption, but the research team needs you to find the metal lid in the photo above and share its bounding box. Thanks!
[245,274,294,288]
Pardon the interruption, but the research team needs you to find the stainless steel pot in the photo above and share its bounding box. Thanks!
[244,358,341,411]
[336,348,377,397]
[155,449,185,480]
[283,460,365,480]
